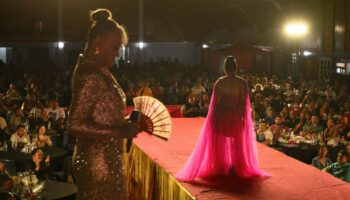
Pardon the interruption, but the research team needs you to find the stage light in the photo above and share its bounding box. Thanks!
[58,41,64,49]
[285,23,307,35]
[202,44,209,49]
[303,51,312,56]
[138,42,145,49]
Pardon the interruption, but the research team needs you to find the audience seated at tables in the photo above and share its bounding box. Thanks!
[323,150,350,183]
[268,115,289,144]
[256,121,273,145]
[26,148,54,180]
[301,114,324,138]
[0,174,20,200]
[47,100,65,132]
[8,108,29,133]
[10,125,30,150]
[35,124,52,148]
[323,118,339,146]
[312,145,332,170]
[181,96,202,118]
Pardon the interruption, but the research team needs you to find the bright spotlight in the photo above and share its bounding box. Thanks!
[202,44,209,49]
[285,23,307,35]
[303,51,312,56]
[138,42,145,49]
[58,41,64,49]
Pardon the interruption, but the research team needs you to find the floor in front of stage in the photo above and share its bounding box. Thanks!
[133,118,350,200]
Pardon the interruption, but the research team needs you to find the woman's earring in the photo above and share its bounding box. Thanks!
[94,47,100,55]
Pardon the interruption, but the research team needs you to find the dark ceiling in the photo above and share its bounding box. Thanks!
[0,0,323,45]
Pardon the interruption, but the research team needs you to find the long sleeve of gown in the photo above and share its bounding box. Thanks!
[69,72,124,140]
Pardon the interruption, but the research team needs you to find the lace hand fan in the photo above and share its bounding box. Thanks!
[133,96,172,140]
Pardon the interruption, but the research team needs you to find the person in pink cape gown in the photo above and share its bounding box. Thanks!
[175,56,271,181]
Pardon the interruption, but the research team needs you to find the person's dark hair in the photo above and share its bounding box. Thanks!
[275,115,282,119]
[259,121,267,125]
[223,56,237,75]
[17,125,25,130]
[311,113,319,118]
[318,145,327,156]
[36,124,46,133]
[87,8,128,46]
[338,150,348,160]
[0,174,12,188]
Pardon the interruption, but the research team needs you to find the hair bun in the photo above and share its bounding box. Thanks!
[90,8,112,23]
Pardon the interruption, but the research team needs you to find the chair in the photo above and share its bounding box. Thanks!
[0,159,16,176]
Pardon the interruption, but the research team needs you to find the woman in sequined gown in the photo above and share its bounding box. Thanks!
[175,57,270,181]
[69,9,139,200]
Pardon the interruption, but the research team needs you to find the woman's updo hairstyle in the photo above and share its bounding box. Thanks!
[223,56,237,75]
[87,8,128,46]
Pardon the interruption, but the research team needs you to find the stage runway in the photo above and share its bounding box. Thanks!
[125,117,350,200]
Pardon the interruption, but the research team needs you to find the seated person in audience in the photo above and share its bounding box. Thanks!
[36,107,53,129]
[339,101,350,128]
[199,93,210,117]
[167,81,182,105]
[8,108,29,133]
[21,93,43,117]
[136,80,152,97]
[124,82,137,106]
[35,124,52,148]
[323,118,339,146]
[0,116,9,141]
[190,80,205,98]
[300,114,324,138]
[346,141,350,159]
[27,148,54,180]
[47,100,65,132]
[5,84,21,99]
[286,110,300,131]
[264,109,276,125]
[294,110,311,134]
[0,163,9,175]
[268,115,289,143]
[280,106,289,126]
[339,114,350,141]
[10,125,30,150]
[323,150,350,183]
[0,174,20,200]
[181,96,202,118]
[256,121,273,145]
[151,81,164,101]
[312,145,332,170]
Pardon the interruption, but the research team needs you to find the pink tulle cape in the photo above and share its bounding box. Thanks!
[175,84,271,181]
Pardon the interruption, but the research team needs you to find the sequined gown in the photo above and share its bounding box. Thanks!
[69,55,128,200]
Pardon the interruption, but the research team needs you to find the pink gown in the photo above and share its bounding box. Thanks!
[175,76,270,181]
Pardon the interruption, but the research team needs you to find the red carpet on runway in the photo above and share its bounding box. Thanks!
[132,118,350,200]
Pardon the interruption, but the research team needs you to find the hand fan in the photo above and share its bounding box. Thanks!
[133,96,172,140]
